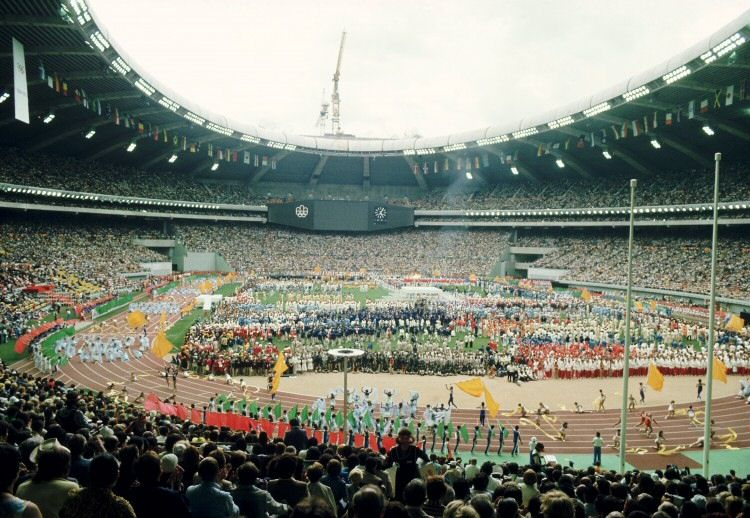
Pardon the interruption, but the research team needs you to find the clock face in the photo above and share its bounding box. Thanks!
[374,206,387,221]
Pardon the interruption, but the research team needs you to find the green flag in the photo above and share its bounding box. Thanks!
[460,425,470,443]
[301,406,309,423]
[348,412,357,428]
[335,412,344,428]
[325,407,332,425]
[262,406,270,419]
[238,399,247,412]
[394,417,401,431]
[475,427,481,440]
[312,407,321,424]
[216,393,228,406]
[408,420,415,435]
[289,405,299,421]
[222,398,233,412]
[248,401,259,416]
[363,411,374,430]
[447,422,455,437]
[437,421,445,437]
[273,403,282,420]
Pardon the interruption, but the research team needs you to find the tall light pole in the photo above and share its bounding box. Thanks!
[328,348,364,440]
[703,152,721,477]
[619,179,637,474]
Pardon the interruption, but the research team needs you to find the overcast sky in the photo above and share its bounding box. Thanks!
[88,0,749,139]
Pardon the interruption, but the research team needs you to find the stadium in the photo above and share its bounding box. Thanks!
[1,0,750,516]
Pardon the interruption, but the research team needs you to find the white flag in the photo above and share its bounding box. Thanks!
[12,38,29,124]
[726,85,734,106]
[243,151,250,164]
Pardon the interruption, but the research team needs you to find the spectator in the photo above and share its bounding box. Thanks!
[59,453,135,518]
[185,457,239,518]
[229,461,289,518]
[16,439,79,518]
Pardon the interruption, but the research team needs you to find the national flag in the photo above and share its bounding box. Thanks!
[688,101,695,119]
[621,122,628,138]
[714,89,722,109]
[700,99,709,113]
[474,156,480,168]
[254,154,259,167]
[137,121,145,134]
[243,151,250,164]
[647,362,664,391]
[271,351,288,394]
[262,155,268,166]
[631,120,639,137]
[262,406,270,419]
[713,357,728,384]
[233,151,239,162]
[611,125,620,140]
[47,75,53,89]
[665,113,673,126]
[643,116,649,134]
[726,85,734,106]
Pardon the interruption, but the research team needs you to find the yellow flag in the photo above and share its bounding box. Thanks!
[635,301,644,312]
[151,331,173,358]
[455,378,485,398]
[127,311,146,329]
[483,387,500,418]
[647,362,664,391]
[271,351,288,394]
[581,288,592,303]
[726,315,745,333]
[713,357,728,384]
[649,300,657,312]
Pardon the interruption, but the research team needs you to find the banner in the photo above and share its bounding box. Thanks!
[12,37,29,123]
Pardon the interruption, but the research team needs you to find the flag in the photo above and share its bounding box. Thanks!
[650,300,657,312]
[363,411,373,430]
[653,111,658,129]
[325,407,332,425]
[348,412,357,429]
[12,38,29,124]
[38,59,45,80]
[725,314,745,332]
[273,403,282,419]
[665,113,673,126]
[437,421,444,438]
[243,151,250,164]
[455,378,485,398]
[714,89,722,109]
[611,125,620,140]
[580,288,592,303]
[621,122,628,138]
[713,357,728,384]
[444,158,449,171]
[726,85,735,106]
[47,75,53,89]
[271,158,277,169]
[688,101,695,119]
[248,401,259,416]
[482,153,489,167]
[635,301,644,312]
[335,411,344,428]
[647,362,664,391]
[127,310,146,329]
[484,387,500,417]
[262,155,268,166]
[301,406,309,422]
[474,156,480,168]
[254,154,259,167]
[700,99,709,113]
[460,425,470,443]
[54,72,60,92]
[631,120,639,137]
[311,407,319,423]
[289,405,299,421]
[271,352,288,394]
[151,331,173,358]
[643,116,649,133]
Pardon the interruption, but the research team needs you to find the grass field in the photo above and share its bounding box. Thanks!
[257,286,390,307]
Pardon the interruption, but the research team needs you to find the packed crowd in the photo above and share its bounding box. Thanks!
[0,359,748,518]
[526,234,750,299]
[3,147,750,211]
[174,225,511,278]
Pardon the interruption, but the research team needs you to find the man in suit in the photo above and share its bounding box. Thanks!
[283,418,308,452]
[267,453,309,508]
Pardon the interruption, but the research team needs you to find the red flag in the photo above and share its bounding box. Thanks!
[191,408,202,423]
[383,435,397,451]
[144,393,161,413]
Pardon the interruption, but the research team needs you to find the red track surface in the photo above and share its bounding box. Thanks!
[12,352,750,456]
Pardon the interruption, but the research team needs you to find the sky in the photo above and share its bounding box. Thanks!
[87,0,749,139]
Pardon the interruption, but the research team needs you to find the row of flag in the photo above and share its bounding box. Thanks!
[38,60,280,169]
[413,154,491,176]
[648,357,728,391]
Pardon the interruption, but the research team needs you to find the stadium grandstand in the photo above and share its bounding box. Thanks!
[0,1,750,517]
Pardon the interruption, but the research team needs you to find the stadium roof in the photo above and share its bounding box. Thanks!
[1,0,750,188]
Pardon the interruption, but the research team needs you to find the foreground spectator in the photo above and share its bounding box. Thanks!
[59,453,135,518]
[185,457,239,518]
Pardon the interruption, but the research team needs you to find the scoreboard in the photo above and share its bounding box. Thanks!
[267,200,414,232]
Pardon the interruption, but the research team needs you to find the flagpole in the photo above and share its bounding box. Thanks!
[619,179,637,474]
[703,152,721,477]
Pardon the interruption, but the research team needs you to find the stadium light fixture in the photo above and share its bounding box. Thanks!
[602,150,612,159]
[168,154,178,163]
[0,92,9,103]
[702,125,715,136]
[555,159,565,168]
[650,139,661,149]
[126,141,137,152]
[84,129,96,139]
[510,166,519,175]
[211,162,219,171]
[42,112,55,124]
[465,171,473,180]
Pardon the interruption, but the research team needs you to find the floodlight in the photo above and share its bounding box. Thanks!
[211,162,219,171]
[510,166,519,175]
[0,92,9,103]
[465,172,473,180]
[602,151,612,159]
[84,129,96,139]
[702,125,714,136]
[43,112,55,124]
[555,159,565,168]
[650,139,661,149]
[168,154,178,163]
[126,141,137,152]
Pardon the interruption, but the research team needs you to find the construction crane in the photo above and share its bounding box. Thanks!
[317,31,347,136]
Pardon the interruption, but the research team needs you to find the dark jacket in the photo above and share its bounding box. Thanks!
[283,426,308,452]
[267,478,309,508]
